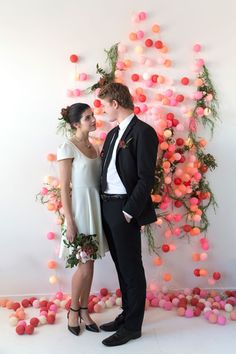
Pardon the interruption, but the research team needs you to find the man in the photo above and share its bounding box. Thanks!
[98,83,158,346]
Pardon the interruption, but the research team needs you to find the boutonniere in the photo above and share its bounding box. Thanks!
[118,137,133,149]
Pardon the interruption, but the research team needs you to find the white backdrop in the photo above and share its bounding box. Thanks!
[0,0,236,296]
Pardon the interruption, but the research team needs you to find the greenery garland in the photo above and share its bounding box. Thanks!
[150,64,219,246]
[87,43,119,92]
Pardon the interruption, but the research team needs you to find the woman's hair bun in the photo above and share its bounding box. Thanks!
[60,106,70,123]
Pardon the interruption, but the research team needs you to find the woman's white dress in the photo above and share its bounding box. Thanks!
[57,140,107,259]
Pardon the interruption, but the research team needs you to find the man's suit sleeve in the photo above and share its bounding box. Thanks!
[123,126,158,218]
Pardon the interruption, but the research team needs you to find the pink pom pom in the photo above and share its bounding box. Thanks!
[208,313,218,324]
[79,73,88,81]
[95,88,101,96]
[159,299,165,308]
[145,58,154,67]
[32,300,40,308]
[118,44,127,53]
[165,89,173,97]
[194,91,203,100]
[145,80,154,88]
[116,61,125,70]
[190,197,199,205]
[67,89,73,97]
[164,301,173,311]
[139,12,147,21]
[73,89,81,97]
[196,58,205,67]
[230,311,236,320]
[146,291,154,301]
[100,132,107,141]
[204,310,212,320]
[47,232,55,240]
[40,187,48,195]
[18,320,27,327]
[150,298,159,307]
[170,98,177,106]
[201,242,209,251]
[173,214,182,222]
[193,44,202,52]
[131,14,140,23]
[172,298,179,306]
[140,104,148,113]
[55,291,63,301]
[185,309,194,318]
[94,304,103,313]
[139,56,146,65]
[49,304,57,312]
[176,124,184,131]
[137,30,145,39]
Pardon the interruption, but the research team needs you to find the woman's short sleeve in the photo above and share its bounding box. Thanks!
[57,142,75,161]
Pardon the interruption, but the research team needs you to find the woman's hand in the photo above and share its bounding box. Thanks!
[66,221,78,242]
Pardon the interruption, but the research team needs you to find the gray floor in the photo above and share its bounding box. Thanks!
[0,304,235,354]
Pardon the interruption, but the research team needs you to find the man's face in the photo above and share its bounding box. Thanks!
[101,98,118,122]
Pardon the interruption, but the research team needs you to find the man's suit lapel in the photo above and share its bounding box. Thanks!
[116,116,138,157]
[101,127,117,164]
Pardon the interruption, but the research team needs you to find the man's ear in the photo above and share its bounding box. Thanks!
[112,100,119,110]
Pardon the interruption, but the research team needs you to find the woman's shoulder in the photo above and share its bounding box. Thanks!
[57,140,77,161]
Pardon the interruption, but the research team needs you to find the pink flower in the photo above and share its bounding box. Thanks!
[118,137,133,149]
[119,140,126,149]
[40,187,48,195]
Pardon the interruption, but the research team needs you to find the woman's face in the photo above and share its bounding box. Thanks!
[75,108,96,132]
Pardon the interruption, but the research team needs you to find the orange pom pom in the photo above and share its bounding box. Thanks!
[163,273,172,281]
[96,120,103,128]
[157,75,165,84]
[162,97,170,105]
[124,59,132,68]
[47,203,56,211]
[160,46,168,53]
[153,256,163,266]
[164,59,172,67]
[192,253,200,262]
[190,227,200,236]
[135,87,144,95]
[199,268,208,276]
[151,194,162,203]
[47,154,56,162]
[194,78,203,87]
[48,260,57,269]
[160,142,169,150]
[155,93,163,101]
[152,24,160,33]
[129,32,137,41]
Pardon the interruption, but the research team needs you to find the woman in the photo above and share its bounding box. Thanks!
[57,103,107,336]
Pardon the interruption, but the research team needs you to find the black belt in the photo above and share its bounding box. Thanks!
[101,193,128,201]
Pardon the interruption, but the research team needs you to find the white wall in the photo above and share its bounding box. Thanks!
[0,0,236,296]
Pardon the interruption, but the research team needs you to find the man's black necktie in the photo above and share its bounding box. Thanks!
[101,126,120,193]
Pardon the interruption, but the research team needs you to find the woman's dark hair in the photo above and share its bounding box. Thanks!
[60,103,90,129]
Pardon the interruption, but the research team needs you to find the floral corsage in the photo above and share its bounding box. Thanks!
[118,137,133,149]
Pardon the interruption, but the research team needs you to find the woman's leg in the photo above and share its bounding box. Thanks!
[68,260,94,326]
[80,261,96,324]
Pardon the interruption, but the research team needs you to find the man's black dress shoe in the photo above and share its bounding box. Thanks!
[100,313,125,332]
[102,327,141,346]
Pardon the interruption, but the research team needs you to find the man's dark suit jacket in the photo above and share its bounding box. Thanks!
[101,115,158,226]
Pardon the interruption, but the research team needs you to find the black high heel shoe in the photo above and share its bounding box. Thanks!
[79,306,100,332]
[67,307,80,336]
